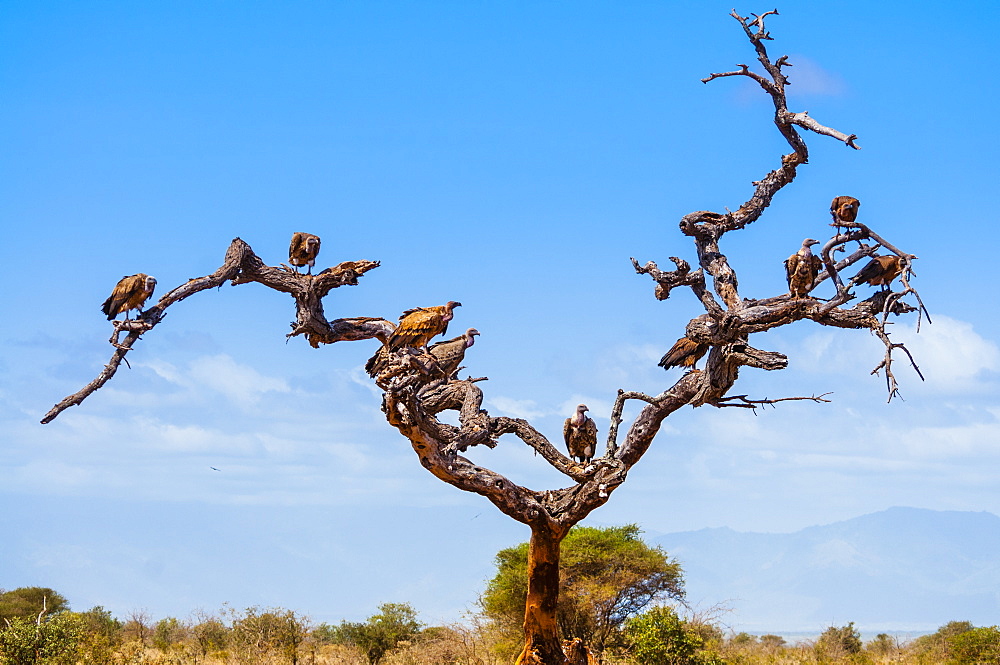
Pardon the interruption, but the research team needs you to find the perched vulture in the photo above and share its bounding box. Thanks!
[854,255,903,290]
[784,238,822,298]
[428,328,480,379]
[101,273,157,320]
[658,336,709,371]
[564,404,598,464]
[830,195,861,231]
[289,232,321,273]
[387,301,462,352]
[365,301,463,377]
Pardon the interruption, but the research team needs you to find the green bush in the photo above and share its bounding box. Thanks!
[0,614,82,665]
[948,626,1000,665]
[623,606,725,664]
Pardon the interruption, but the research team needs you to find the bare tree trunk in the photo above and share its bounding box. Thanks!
[517,523,570,665]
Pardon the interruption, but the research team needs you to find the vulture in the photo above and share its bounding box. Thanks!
[289,232,321,274]
[854,255,903,290]
[365,301,462,377]
[658,336,709,371]
[830,196,861,232]
[784,238,822,298]
[101,274,157,321]
[428,328,480,379]
[564,404,598,464]
[387,301,461,352]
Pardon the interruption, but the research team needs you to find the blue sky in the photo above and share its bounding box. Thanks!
[2,1,999,631]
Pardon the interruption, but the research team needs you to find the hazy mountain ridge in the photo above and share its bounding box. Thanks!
[653,507,1000,632]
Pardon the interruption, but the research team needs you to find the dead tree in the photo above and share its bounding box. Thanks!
[42,10,927,665]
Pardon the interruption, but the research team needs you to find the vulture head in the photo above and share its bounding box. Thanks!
[464,328,480,347]
[144,275,158,294]
[443,301,462,321]
[573,404,589,423]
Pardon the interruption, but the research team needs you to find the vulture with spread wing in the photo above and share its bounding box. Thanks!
[659,336,709,371]
[854,255,903,290]
[101,274,157,320]
[830,195,860,232]
[387,301,461,351]
[784,238,822,297]
[564,404,598,464]
[366,301,462,377]
[428,328,480,379]
[289,232,321,274]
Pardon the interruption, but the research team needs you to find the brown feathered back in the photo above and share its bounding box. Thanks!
[659,337,708,371]
[830,196,861,225]
[428,328,479,379]
[855,255,902,288]
[101,273,157,320]
[387,301,461,351]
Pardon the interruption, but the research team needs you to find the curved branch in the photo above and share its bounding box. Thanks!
[42,238,382,423]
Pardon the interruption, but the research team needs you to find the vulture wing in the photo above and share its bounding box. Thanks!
[659,337,708,370]
[784,253,800,287]
[388,306,448,350]
[787,254,820,297]
[565,417,598,462]
[101,274,151,320]
[365,346,389,377]
[855,255,901,287]
[428,334,468,378]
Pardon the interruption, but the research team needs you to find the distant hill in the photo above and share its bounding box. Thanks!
[653,507,1000,633]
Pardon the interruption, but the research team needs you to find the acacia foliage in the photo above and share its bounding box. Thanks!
[0,589,69,625]
[481,525,684,653]
[317,602,423,665]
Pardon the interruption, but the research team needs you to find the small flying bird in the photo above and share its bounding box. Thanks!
[289,232,321,274]
[564,404,598,464]
[658,336,709,371]
[830,196,861,233]
[428,328,480,379]
[854,255,903,290]
[101,273,157,321]
[784,238,822,298]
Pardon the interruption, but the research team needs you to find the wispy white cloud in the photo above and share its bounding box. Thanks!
[487,396,549,420]
[793,314,999,395]
[186,354,291,406]
[783,55,848,96]
[892,315,1000,392]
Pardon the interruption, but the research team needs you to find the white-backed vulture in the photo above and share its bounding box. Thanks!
[830,195,861,231]
[659,336,709,371]
[387,301,461,352]
[366,301,463,377]
[854,255,903,290]
[428,328,480,379]
[784,238,822,297]
[289,232,321,274]
[563,404,598,464]
[101,274,157,321]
